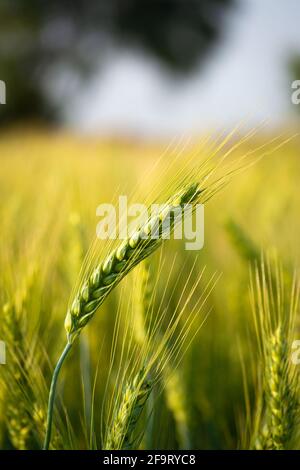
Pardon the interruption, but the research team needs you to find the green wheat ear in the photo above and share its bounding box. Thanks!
[250,258,299,450]
[104,369,152,450]
[253,325,298,450]
[64,182,201,344]
[44,182,203,450]
[265,326,298,450]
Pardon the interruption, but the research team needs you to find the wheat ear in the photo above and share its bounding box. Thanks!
[265,326,297,449]
[3,302,34,449]
[64,182,201,344]
[253,325,298,450]
[104,369,152,450]
[3,292,45,449]
[44,182,201,450]
[250,259,299,450]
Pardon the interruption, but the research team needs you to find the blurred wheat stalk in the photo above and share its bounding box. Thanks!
[248,258,299,450]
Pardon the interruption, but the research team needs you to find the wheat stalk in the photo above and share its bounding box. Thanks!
[266,326,297,449]
[44,128,252,449]
[104,368,152,450]
[44,143,234,450]
[253,325,298,450]
[250,258,299,450]
[44,182,204,449]
[1,264,37,449]
[3,302,34,449]
[2,294,42,449]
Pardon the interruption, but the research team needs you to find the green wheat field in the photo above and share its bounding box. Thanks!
[0,127,300,450]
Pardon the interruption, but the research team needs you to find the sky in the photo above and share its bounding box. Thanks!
[61,0,300,137]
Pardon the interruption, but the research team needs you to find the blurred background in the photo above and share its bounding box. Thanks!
[1,0,300,137]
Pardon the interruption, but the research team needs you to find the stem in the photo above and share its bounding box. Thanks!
[43,342,72,450]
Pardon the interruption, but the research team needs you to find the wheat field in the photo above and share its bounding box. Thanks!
[0,128,299,450]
